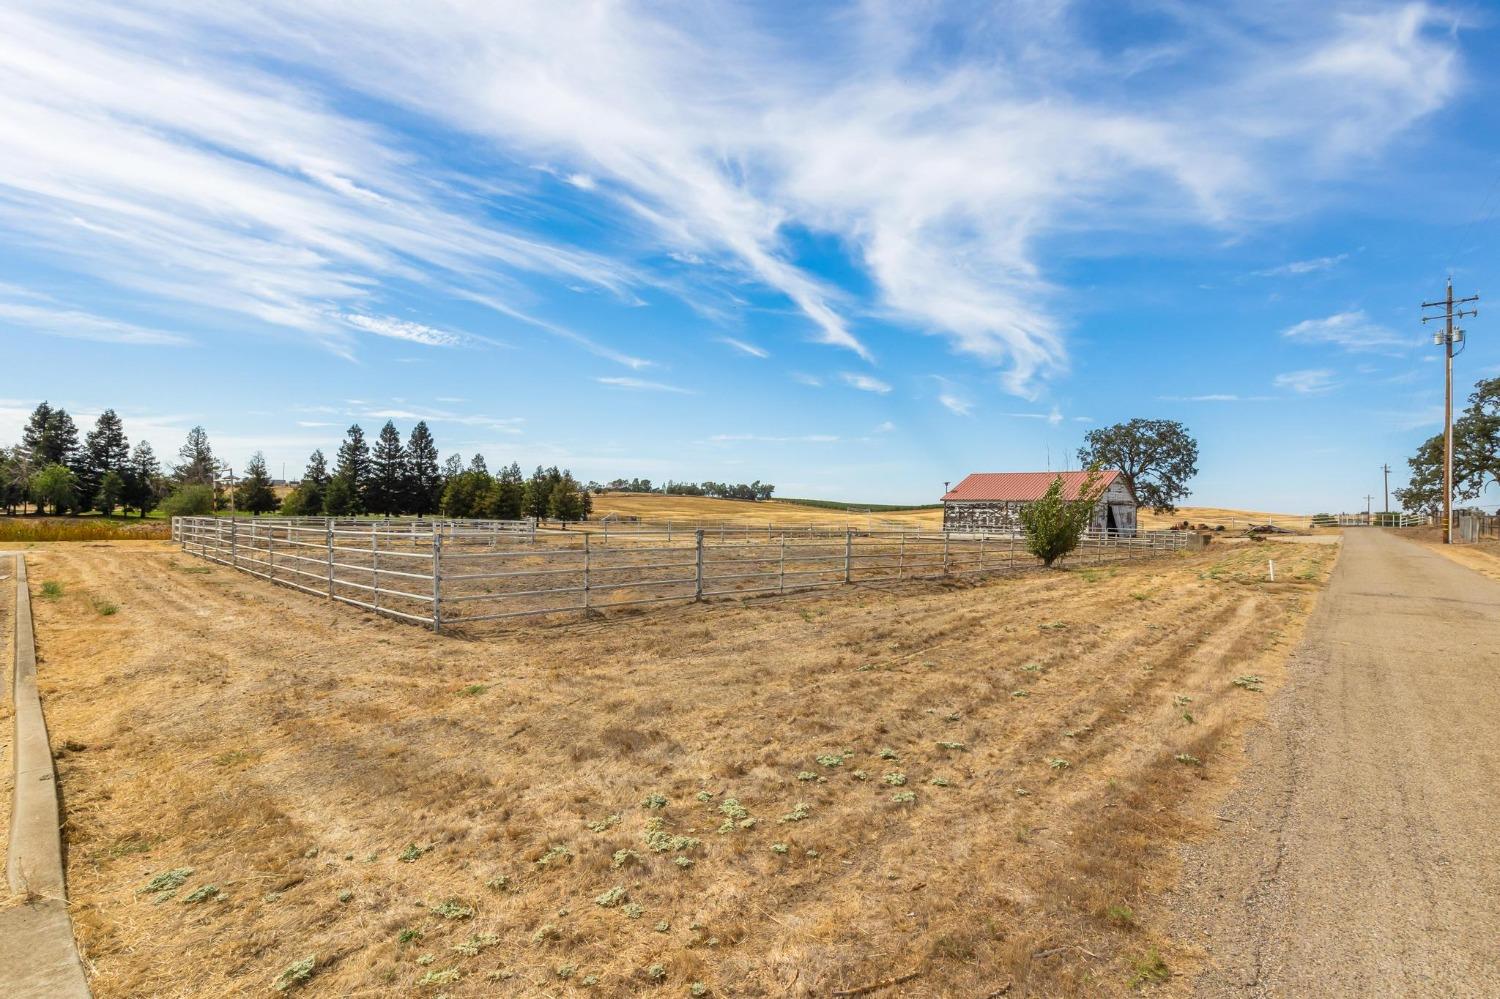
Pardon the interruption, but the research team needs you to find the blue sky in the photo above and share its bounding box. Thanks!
[3,1,1499,510]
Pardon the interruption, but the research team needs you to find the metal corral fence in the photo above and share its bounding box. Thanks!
[1456,512,1499,543]
[171,516,1196,632]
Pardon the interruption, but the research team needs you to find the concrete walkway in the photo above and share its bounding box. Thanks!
[1175,529,1500,996]
[1,553,90,997]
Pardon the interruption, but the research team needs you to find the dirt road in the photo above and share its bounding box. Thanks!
[1176,529,1500,996]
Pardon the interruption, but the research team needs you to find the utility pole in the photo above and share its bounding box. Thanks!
[1365,494,1374,525]
[1381,463,1391,514]
[1422,280,1479,544]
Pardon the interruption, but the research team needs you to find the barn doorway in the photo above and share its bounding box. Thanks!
[1105,504,1118,534]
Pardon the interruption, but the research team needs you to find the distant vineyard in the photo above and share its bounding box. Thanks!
[777,497,943,513]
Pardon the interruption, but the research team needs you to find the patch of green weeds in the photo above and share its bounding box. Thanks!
[1047,757,1070,770]
[877,747,898,760]
[595,886,629,908]
[623,902,644,919]
[535,844,574,867]
[103,837,155,858]
[557,963,576,980]
[1173,694,1192,707]
[851,770,868,781]
[40,580,63,599]
[457,684,487,697]
[1012,690,1030,698]
[398,843,431,863]
[928,776,951,788]
[418,968,461,986]
[1181,711,1195,725]
[397,928,423,945]
[93,598,118,615]
[1233,675,1265,692]
[452,934,498,957]
[643,793,669,809]
[587,813,621,833]
[715,798,753,833]
[582,974,599,986]
[695,791,715,802]
[648,964,667,981]
[937,741,965,750]
[674,856,694,868]
[815,754,845,768]
[644,818,699,853]
[778,802,810,823]
[882,772,906,786]
[140,867,193,899]
[1129,949,1169,987]
[485,874,510,891]
[430,899,474,920]
[891,790,916,804]
[655,920,671,932]
[530,924,560,944]
[611,849,639,869]
[1174,753,1202,767]
[415,954,435,965]
[770,843,788,855]
[691,984,709,997]
[272,956,316,992]
[183,884,219,903]
[1040,621,1067,630]
[1106,904,1135,927]
[795,771,818,782]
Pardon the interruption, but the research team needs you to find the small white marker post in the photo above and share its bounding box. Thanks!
[1268,559,1275,582]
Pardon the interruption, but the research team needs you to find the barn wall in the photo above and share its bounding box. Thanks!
[943,484,1138,537]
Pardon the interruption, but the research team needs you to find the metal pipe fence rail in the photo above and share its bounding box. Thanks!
[173,517,1196,632]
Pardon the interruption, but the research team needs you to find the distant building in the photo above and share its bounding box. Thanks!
[941,470,1137,536]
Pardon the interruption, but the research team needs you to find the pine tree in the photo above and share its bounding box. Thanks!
[235,451,278,515]
[283,449,330,515]
[547,471,586,523]
[30,464,78,515]
[96,470,126,516]
[441,453,463,480]
[79,409,130,512]
[332,424,371,514]
[21,402,80,469]
[485,462,525,520]
[367,421,405,515]
[522,465,552,519]
[323,475,356,516]
[124,441,162,517]
[403,421,442,517]
[173,426,218,486]
[469,453,488,476]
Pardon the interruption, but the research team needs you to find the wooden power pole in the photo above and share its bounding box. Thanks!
[1423,280,1479,544]
[1381,463,1391,515]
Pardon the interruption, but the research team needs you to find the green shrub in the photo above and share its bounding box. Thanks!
[161,484,215,517]
[1018,469,1103,567]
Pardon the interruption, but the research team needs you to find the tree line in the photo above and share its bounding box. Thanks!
[591,478,775,500]
[0,401,597,523]
[1396,376,1500,515]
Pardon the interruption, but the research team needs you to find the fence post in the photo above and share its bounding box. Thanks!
[942,532,949,575]
[899,533,906,579]
[979,534,986,574]
[694,529,704,601]
[230,517,238,570]
[779,535,787,594]
[372,523,380,614]
[431,530,443,633]
[583,533,591,610]
[325,521,334,599]
[844,528,852,584]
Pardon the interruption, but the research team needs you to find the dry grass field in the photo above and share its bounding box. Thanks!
[23,537,1334,997]
[587,494,941,529]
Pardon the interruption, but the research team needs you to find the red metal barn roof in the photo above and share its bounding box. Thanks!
[942,470,1123,503]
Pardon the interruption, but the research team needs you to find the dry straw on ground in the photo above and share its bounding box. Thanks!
[29,537,1332,996]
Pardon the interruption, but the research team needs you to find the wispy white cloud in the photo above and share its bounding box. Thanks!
[790,372,823,387]
[3,2,1455,393]
[718,337,769,359]
[1157,392,1275,402]
[596,376,696,395]
[1283,310,1409,352]
[709,433,840,443]
[0,298,189,346]
[1000,406,1065,425]
[841,372,892,394]
[874,420,896,433]
[1274,368,1338,394]
[343,313,470,347]
[1255,253,1348,277]
[938,393,973,416]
